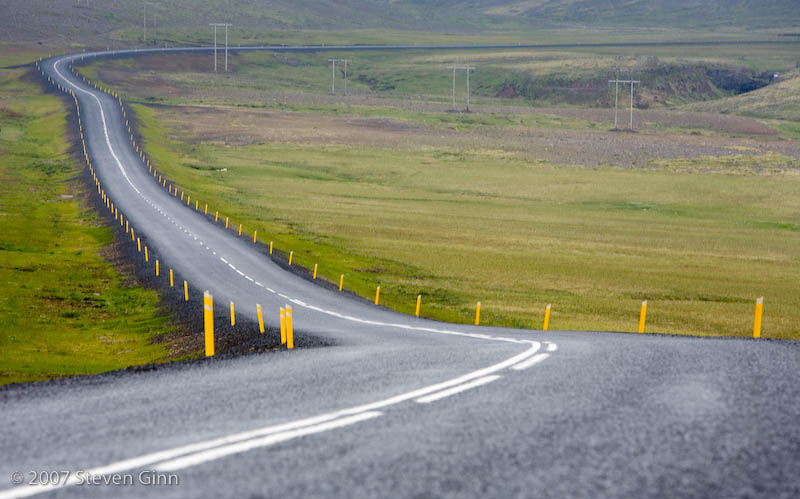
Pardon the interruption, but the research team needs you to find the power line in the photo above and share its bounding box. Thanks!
[327,59,351,95]
[446,64,476,112]
[608,78,640,130]
[209,23,232,72]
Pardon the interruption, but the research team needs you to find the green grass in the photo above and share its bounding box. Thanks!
[683,70,800,122]
[80,42,800,113]
[0,55,190,385]
[132,101,800,340]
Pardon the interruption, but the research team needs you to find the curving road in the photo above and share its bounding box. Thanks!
[1,46,799,499]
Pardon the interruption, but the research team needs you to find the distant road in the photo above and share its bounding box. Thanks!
[0,45,798,499]
[77,38,800,59]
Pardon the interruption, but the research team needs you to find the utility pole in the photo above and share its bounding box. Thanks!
[343,59,349,96]
[466,66,473,111]
[151,5,156,45]
[328,59,335,94]
[451,64,456,110]
[613,74,619,129]
[144,2,158,45]
[210,23,232,72]
[608,78,640,131]
[446,64,476,112]
[327,59,351,95]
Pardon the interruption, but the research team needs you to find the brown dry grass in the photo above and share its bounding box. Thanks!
[155,104,800,169]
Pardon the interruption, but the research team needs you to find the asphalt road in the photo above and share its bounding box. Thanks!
[1,46,799,499]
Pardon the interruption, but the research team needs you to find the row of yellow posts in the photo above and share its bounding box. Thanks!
[371,290,765,338]
[53,61,302,359]
[202,293,294,357]
[53,59,769,356]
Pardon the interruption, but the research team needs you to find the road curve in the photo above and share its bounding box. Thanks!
[1,46,799,499]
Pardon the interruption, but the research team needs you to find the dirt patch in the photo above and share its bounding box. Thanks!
[153,104,800,169]
[133,53,222,73]
[532,107,780,136]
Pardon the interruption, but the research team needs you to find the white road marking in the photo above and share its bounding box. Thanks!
[415,375,501,404]
[155,411,383,472]
[511,353,550,370]
[6,56,562,499]
[546,342,558,352]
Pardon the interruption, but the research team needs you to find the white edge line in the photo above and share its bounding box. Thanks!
[13,56,559,499]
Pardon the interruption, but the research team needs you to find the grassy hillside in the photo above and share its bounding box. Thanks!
[481,0,800,29]
[1,0,798,47]
[683,71,800,139]
[78,44,799,111]
[126,99,800,339]
[0,52,194,385]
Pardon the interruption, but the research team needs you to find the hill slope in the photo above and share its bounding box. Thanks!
[1,0,798,44]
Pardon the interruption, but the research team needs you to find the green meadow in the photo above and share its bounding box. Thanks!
[0,54,191,385]
[131,101,800,339]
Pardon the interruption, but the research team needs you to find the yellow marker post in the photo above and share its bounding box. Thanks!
[638,301,648,334]
[230,302,235,326]
[269,241,273,255]
[137,237,141,253]
[126,220,129,233]
[543,304,552,331]
[313,264,318,279]
[225,217,229,229]
[375,286,381,305]
[475,301,481,325]
[203,291,214,357]
[416,295,421,317]
[215,211,219,223]
[753,297,764,339]
[238,224,242,237]
[195,200,198,210]
[180,192,184,201]
[131,229,135,242]
[280,307,286,344]
[286,305,294,349]
[205,204,208,215]
[339,274,344,292]
[184,281,188,301]
[257,304,265,334]
[288,251,293,265]
[169,269,174,287]
[253,231,257,244]
[155,260,159,276]
[144,246,149,262]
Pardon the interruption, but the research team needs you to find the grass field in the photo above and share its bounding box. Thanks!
[5,0,797,48]
[76,42,800,120]
[683,70,800,138]
[0,52,193,385]
[123,95,800,339]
